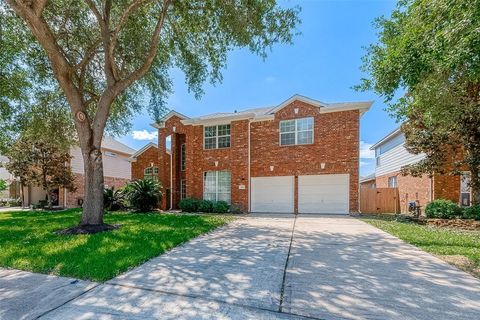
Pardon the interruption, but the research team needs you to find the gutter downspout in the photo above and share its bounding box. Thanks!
[170,150,173,210]
[248,119,251,213]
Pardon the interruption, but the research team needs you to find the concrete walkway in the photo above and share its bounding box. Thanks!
[2,215,480,319]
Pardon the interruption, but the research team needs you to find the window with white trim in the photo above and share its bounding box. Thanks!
[180,179,187,200]
[388,176,397,188]
[279,117,314,146]
[204,124,230,149]
[203,171,231,203]
[104,151,117,157]
[144,167,159,180]
[180,143,186,171]
[460,172,471,206]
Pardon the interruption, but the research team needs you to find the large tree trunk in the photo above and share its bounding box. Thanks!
[80,147,105,225]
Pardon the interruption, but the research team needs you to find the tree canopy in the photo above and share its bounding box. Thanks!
[358,0,480,203]
[2,0,300,227]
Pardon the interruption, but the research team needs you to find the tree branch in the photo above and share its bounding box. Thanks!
[112,0,154,46]
[6,1,83,110]
[115,0,171,93]
[91,0,171,146]
[84,0,119,87]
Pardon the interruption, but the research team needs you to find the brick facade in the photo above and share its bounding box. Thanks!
[433,174,461,203]
[58,173,129,207]
[156,99,362,213]
[376,172,432,213]
[250,101,359,212]
[375,170,464,213]
[131,145,159,180]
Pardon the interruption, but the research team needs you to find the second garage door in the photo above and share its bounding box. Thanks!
[251,176,294,213]
[298,174,349,214]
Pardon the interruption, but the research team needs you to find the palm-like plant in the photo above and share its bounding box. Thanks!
[103,187,126,212]
[126,179,162,212]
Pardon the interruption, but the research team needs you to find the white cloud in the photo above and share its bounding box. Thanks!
[132,130,158,141]
[264,76,276,83]
[360,141,375,159]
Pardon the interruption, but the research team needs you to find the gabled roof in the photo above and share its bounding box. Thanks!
[151,111,190,128]
[151,94,373,127]
[129,142,157,160]
[370,127,402,150]
[360,173,376,183]
[265,94,373,116]
[268,94,328,114]
[102,136,136,155]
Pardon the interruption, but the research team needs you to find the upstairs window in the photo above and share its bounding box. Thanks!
[204,124,231,149]
[104,151,117,157]
[280,117,314,146]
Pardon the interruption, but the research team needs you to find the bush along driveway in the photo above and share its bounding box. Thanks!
[0,209,233,281]
[361,215,480,278]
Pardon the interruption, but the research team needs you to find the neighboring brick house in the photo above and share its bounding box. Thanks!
[3,136,135,207]
[130,142,160,180]
[360,173,376,189]
[371,127,472,213]
[147,95,372,214]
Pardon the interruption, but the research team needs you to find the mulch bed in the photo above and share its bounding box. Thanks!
[425,218,480,231]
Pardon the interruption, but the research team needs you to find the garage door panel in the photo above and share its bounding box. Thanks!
[299,174,349,214]
[251,176,294,213]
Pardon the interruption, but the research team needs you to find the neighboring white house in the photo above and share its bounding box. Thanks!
[1,136,136,207]
[370,127,472,212]
[0,155,13,200]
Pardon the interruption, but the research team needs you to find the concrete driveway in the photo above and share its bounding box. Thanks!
[2,214,480,319]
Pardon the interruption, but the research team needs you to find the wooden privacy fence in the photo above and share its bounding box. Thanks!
[360,187,400,214]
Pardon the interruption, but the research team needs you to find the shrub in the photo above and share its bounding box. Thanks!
[212,201,229,213]
[0,179,7,192]
[126,179,162,212]
[197,200,214,213]
[103,187,126,211]
[463,205,480,220]
[178,198,200,212]
[425,199,462,219]
[7,198,21,207]
[229,204,243,214]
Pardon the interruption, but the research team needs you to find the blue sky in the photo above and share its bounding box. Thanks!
[118,0,400,177]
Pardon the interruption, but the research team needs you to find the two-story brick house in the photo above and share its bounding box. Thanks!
[371,127,472,213]
[139,95,371,214]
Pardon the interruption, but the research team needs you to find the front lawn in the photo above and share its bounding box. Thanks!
[361,215,480,278]
[0,209,233,281]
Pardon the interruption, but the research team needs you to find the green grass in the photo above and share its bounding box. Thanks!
[361,215,480,276]
[0,209,233,281]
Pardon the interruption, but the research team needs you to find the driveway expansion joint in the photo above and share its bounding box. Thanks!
[36,283,100,319]
[279,213,297,312]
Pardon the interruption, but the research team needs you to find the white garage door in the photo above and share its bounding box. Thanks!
[251,176,294,213]
[298,174,349,214]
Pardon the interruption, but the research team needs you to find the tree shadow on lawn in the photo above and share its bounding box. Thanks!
[0,210,230,281]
